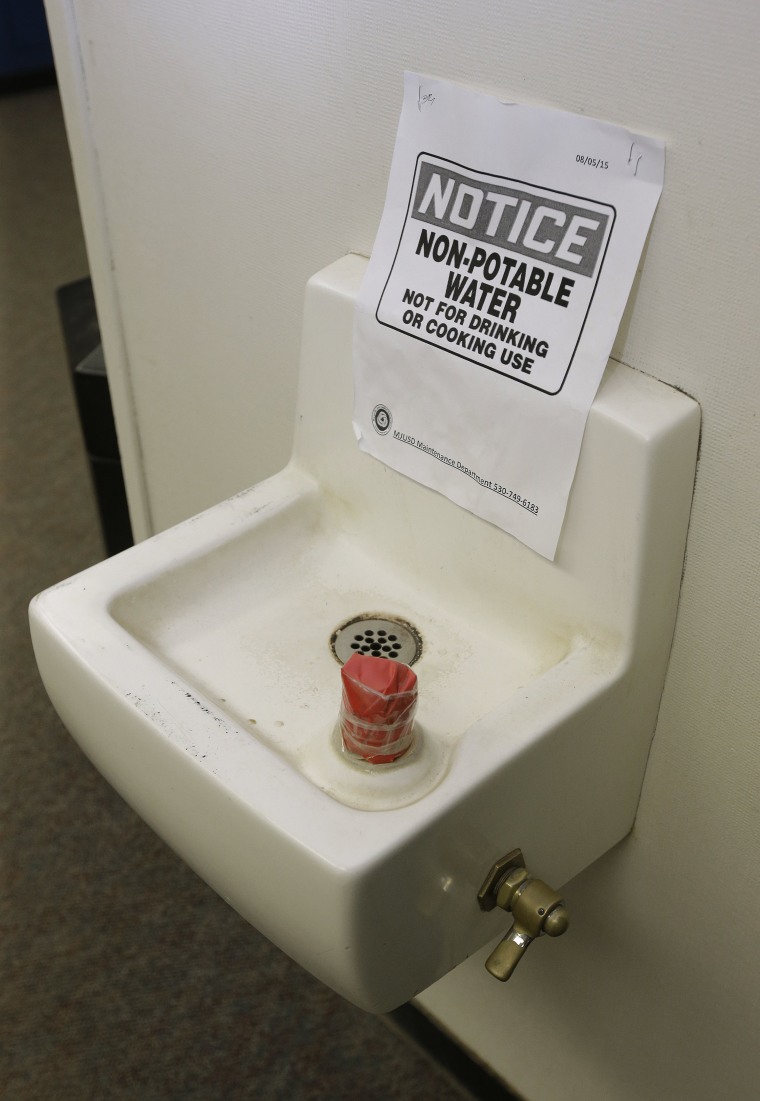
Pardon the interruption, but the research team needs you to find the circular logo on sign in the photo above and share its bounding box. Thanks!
[371,404,393,435]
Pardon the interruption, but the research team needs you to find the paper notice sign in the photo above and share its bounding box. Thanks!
[353,73,664,559]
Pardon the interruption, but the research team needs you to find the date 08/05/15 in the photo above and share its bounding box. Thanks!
[576,154,608,169]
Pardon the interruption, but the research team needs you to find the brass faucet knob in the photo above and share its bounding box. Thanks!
[477,849,569,982]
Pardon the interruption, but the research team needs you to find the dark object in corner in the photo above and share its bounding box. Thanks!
[0,0,55,92]
[57,277,134,557]
[388,1004,524,1101]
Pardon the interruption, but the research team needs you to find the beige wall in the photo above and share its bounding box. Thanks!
[47,1,760,1096]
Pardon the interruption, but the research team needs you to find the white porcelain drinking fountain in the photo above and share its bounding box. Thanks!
[30,255,699,1012]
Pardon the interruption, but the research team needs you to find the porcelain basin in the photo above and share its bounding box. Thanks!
[30,255,699,1012]
[107,474,575,810]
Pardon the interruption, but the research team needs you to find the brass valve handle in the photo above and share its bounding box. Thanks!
[477,849,569,982]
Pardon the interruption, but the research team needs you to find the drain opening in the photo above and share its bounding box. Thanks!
[330,614,423,667]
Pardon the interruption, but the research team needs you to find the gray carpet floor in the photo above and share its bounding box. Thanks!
[0,86,474,1101]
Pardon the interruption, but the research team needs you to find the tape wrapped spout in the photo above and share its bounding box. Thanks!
[339,653,418,764]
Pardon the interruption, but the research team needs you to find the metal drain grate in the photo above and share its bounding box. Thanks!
[330,614,423,666]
